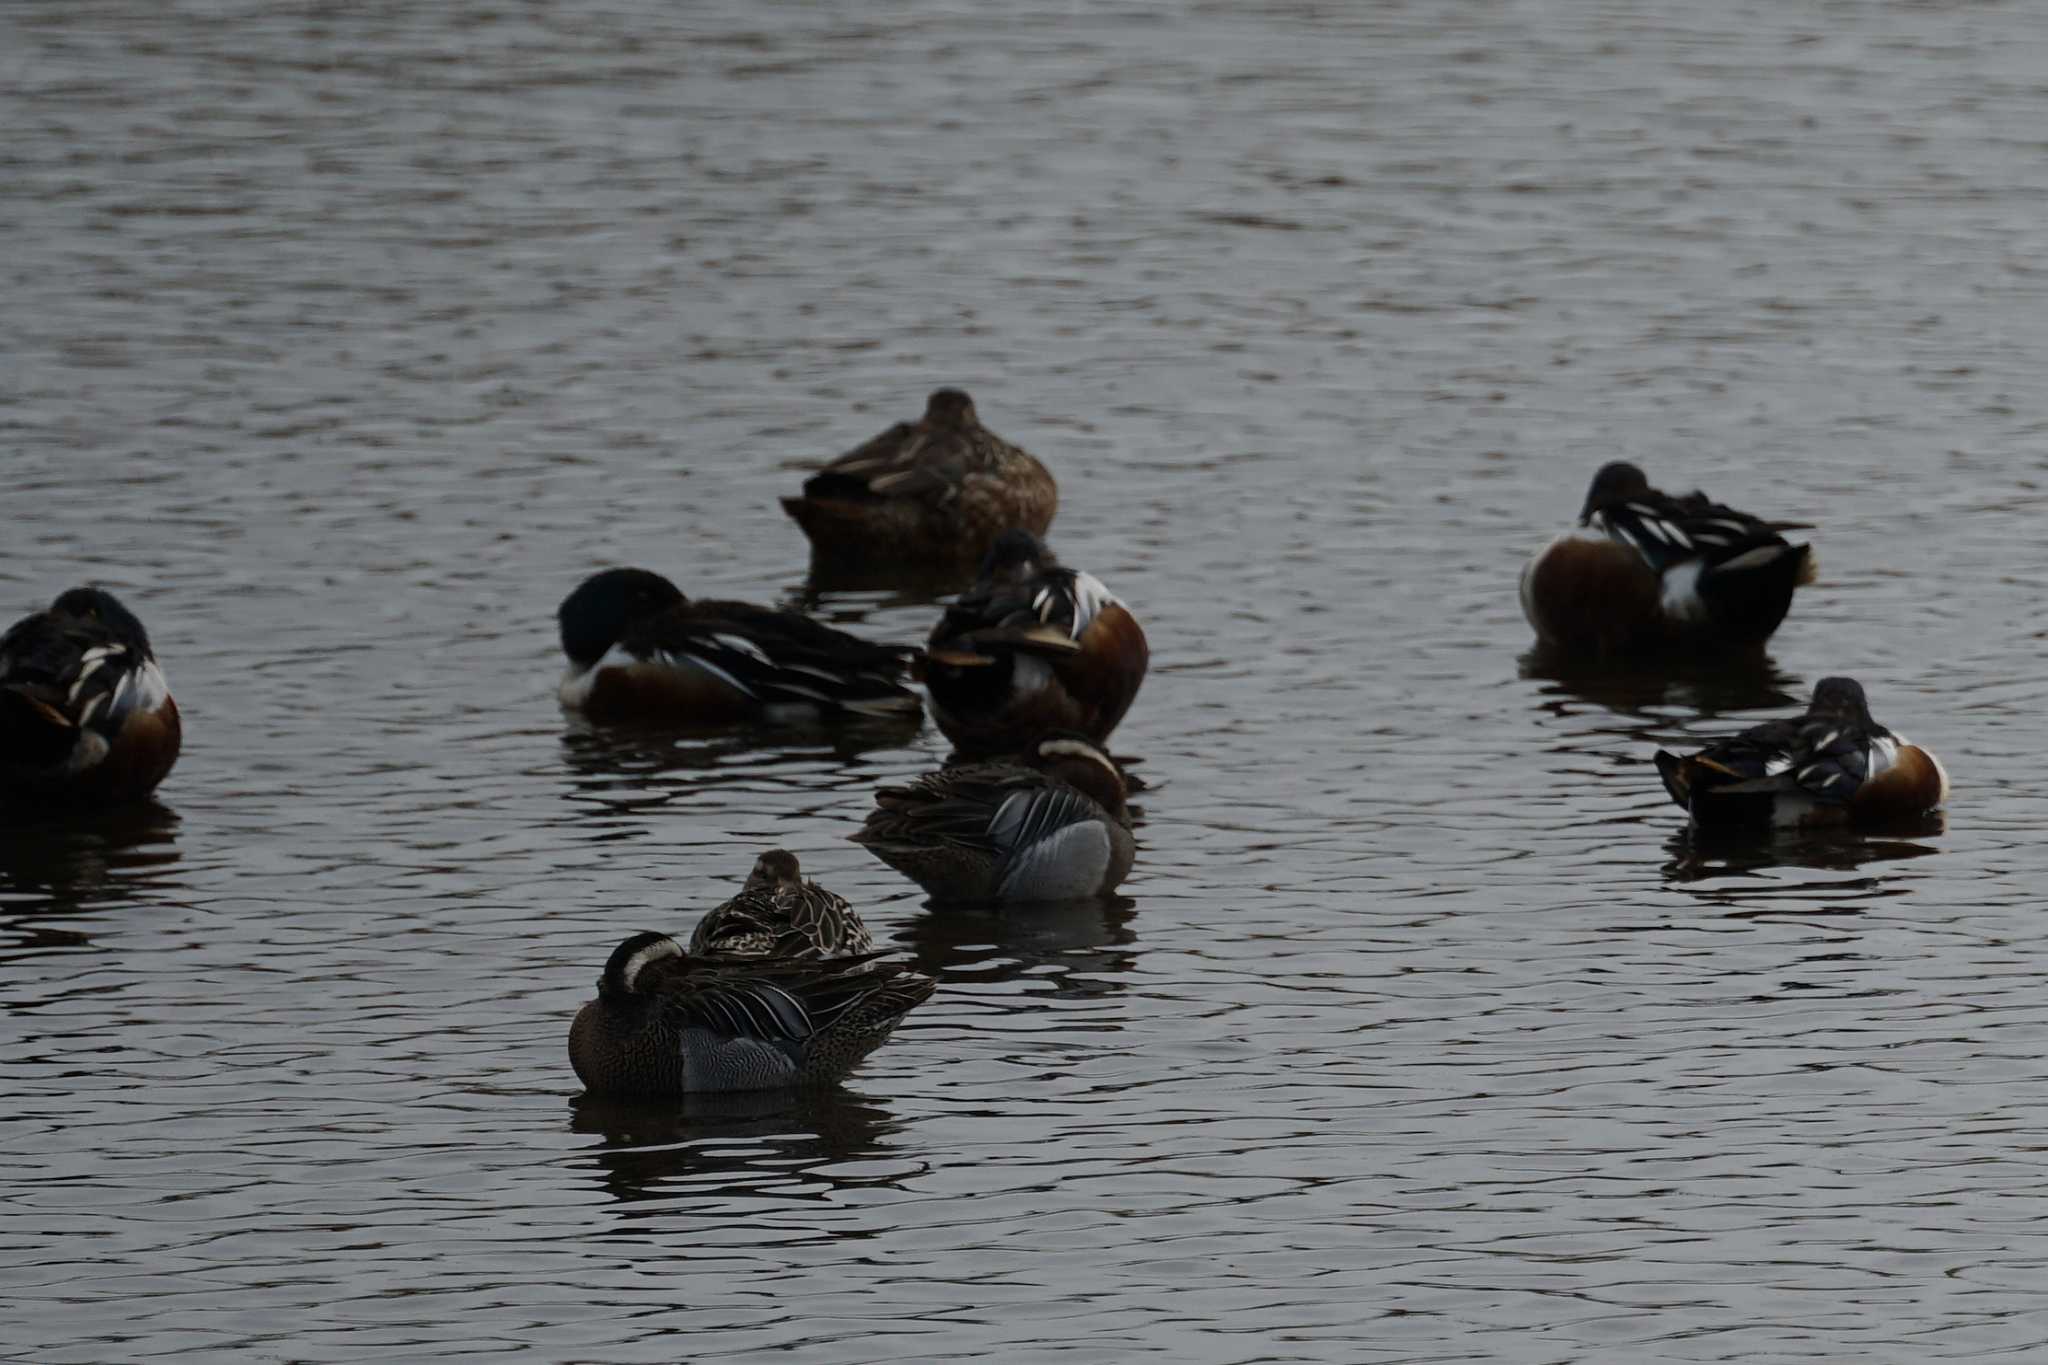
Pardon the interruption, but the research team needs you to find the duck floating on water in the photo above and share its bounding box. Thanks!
[556,567,920,725]
[0,587,181,807]
[780,388,1057,578]
[1522,461,1816,658]
[920,530,1149,758]
[853,733,1136,903]
[1653,677,1949,828]
[688,849,875,961]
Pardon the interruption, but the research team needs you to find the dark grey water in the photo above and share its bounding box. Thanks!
[7,1,2048,1359]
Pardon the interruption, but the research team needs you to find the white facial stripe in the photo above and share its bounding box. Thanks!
[1038,737,1118,780]
[1659,560,1706,619]
[620,937,683,991]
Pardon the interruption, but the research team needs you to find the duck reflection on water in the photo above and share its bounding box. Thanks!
[1521,646,1805,728]
[1660,815,1946,894]
[0,799,182,907]
[569,1087,904,1206]
[890,895,1140,1003]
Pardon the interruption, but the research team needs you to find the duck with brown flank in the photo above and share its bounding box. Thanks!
[780,388,1057,577]
[1653,677,1949,828]
[1521,460,1816,658]
[852,733,1136,902]
[0,587,181,807]
[557,567,921,725]
[920,530,1149,758]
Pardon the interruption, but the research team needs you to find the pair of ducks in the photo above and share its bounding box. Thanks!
[1523,460,1949,828]
[570,850,935,1097]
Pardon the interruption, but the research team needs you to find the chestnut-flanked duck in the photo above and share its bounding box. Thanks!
[921,531,1148,758]
[557,568,920,725]
[0,587,181,806]
[1522,461,1816,657]
[1654,677,1948,828]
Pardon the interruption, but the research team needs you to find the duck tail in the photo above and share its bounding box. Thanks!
[1653,750,1692,808]
[1795,543,1818,587]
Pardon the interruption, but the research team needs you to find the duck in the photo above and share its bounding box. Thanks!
[567,930,936,1097]
[687,848,874,960]
[1521,460,1817,657]
[557,567,921,725]
[920,530,1149,758]
[852,733,1136,902]
[0,587,181,806]
[780,388,1057,576]
[1653,676,1949,828]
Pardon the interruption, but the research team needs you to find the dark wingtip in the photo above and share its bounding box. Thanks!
[1652,749,1690,806]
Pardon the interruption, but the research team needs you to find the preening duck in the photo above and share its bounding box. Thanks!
[557,568,920,725]
[780,388,1057,576]
[687,849,875,961]
[852,733,1136,902]
[567,931,935,1097]
[920,530,1149,758]
[1653,676,1949,828]
[0,587,181,806]
[1521,461,1816,657]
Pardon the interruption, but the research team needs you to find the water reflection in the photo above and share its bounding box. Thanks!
[792,556,970,606]
[0,801,182,914]
[561,713,922,779]
[569,1087,902,1206]
[1660,819,1946,895]
[1521,647,1804,722]
[893,897,1139,1000]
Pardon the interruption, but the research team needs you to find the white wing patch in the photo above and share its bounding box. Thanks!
[709,633,771,664]
[558,643,637,709]
[1063,572,1118,638]
[1659,560,1706,619]
[657,648,757,699]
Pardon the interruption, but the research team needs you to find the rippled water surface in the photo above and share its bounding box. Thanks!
[9,1,2048,1359]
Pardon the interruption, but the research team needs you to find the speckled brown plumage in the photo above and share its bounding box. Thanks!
[781,389,1057,579]
[568,931,936,1097]
[687,849,875,961]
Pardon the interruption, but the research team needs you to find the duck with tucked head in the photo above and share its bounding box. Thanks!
[1653,676,1949,828]
[0,587,181,807]
[780,388,1057,577]
[853,733,1136,902]
[567,930,936,1097]
[1521,461,1816,658]
[557,567,921,725]
[688,849,875,961]
[920,531,1149,758]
